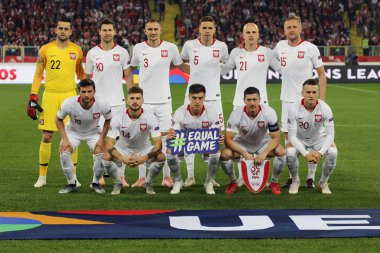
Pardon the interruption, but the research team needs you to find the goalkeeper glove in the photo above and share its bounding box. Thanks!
[27,94,43,120]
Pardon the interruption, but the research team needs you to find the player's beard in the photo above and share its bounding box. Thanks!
[102,36,114,44]
[248,106,258,117]
[129,104,142,112]
[57,35,69,43]
[81,97,93,109]
[288,33,300,43]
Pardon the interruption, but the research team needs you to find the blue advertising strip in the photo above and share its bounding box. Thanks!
[220,66,380,84]
[1,209,380,239]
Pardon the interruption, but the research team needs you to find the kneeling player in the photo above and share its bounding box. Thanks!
[56,79,111,194]
[220,87,286,194]
[102,86,165,195]
[286,79,337,194]
[166,84,224,195]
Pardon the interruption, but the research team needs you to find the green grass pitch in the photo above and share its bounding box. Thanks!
[0,83,379,252]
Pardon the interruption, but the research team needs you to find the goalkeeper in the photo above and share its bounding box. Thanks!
[27,17,84,188]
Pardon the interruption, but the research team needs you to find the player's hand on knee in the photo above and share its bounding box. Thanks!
[305,153,317,163]
[95,139,105,153]
[27,94,43,120]
[218,134,225,145]
[59,139,73,153]
[243,152,255,161]
[254,153,266,165]
[311,151,322,162]
[166,129,177,139]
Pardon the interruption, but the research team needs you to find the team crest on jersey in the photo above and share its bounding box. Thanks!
[70,53,76,60]
[258,54,265,62]
[213,50,220,58]
[161,50,168,57]
[298,51,305,59]
[140,123,147,131]
[93,113,100,119]
[315,114,322,122]
[257,121,265,128]
[202,121,210,128]
[113,54,120,61]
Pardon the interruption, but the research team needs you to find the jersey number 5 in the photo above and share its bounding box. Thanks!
[194,55,199,65]
[280,57,287,67]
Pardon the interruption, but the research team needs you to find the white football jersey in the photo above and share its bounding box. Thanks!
[85,44,130,106]
[171,104,220,131]
[223,46,280,106]
[181,39,229,100]
[131,41,183,103]
[288,99,334,149]
[273,40,323,102]
[108,108,161,150]
[57,96,112,134]
[226,104,279,151]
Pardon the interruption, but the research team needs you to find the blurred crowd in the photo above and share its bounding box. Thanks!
[348,0,380,54]
[0,0,151,55]
[1,0,379,56]
[176,0,352,50]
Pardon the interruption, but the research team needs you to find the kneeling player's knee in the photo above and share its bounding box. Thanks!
[274,156,286,169]
[209,152,221,159]
[102,159,113,168]
[275,146,286,157]
[286,147,298,168]
[60,151,72,170]
[286,147,298,157]
[326,147,338,167]
[156,152,166,162]
[93,146,102,154]
[42,131,53,143]
[220,148,232,161]
[102,152,111,161]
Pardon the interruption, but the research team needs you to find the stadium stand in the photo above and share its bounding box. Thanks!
[0,0,378,61]
[0,0,151,55]
[178,0,353,51]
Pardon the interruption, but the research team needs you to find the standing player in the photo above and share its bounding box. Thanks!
[221,23,280,106]
[84,19,134,188]
[102,87,165,195]
[273,15,327,188]
[220,87,286,195]
[166,84,223,195]
[130,19,188,188]
[221,22,281,186]
[286,79,337,194]
[27,17,84,188]
[56,79,111,194]
[180,16,229,187]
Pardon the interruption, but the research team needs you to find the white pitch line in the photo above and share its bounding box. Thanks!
[330,85,380,94]
[335,124,380,127]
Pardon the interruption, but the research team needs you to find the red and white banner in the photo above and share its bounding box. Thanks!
[241,159,270,193]
[0,63,86,84]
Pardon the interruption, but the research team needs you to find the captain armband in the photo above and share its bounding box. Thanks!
[268,122,280,132]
